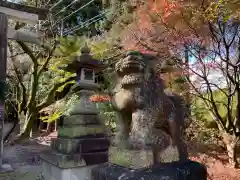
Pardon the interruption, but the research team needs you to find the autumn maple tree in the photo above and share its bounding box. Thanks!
[114,0,240,167]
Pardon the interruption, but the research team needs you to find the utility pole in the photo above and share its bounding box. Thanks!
[0,13,7,170]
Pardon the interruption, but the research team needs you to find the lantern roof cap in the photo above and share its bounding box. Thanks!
[61,44,106,73]
[81,43,91,54]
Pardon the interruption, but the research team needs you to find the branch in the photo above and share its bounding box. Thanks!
[228,24,239,47]
[8,43,28,113]
[124,24,159,53]
[37,40,57,77]
[208,23,237,68]
[8,52,26,58]
[209,22,237,85]
[204,70,237,135]
[183,71,228,132]
[16,41,38,65]
[14,22,26,30]
[36,76,76,111]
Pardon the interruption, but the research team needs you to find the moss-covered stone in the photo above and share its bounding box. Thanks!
[67,92,99,115]
[63,115,99,125]
[51,137,110,155]
[51,138,81,154]
[109,147,152,168]
[58,126,105,138]
[40,152,86,168]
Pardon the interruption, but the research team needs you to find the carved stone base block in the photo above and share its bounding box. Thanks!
[41,159,97,180]
[158,145,180,163]
[41,151,86,169]
[109,146,180,168]
[109,147,152,168]
[91,161,207,180]
[41,149,109,169]
[0,164,13,173]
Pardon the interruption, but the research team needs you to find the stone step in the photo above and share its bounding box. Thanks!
[63,114,100,126]
[40,150,109,168]
[67,94,99,115]
[83,151,109,165]
[40,151,86,169]
[58,125,106,138]
[51,137,110,154]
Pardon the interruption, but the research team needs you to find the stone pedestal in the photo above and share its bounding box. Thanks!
[106,146,206,180]
[91,161,207,180]
[41,84,110,180]
[42,160,97,180]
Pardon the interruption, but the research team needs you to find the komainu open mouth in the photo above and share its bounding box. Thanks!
[116,58,146,74]
[121,73,144,85]
[121,60,145,73]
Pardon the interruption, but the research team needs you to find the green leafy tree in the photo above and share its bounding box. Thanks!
[39,35,122,128]
[7,32,77,140]
[4,0,123,140]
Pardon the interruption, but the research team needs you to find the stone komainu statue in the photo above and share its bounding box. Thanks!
[111,51,191,164]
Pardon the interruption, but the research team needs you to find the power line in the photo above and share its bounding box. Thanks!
[49,0,64,11]
[42,0,93,26]
[63,10,106,35]
[53,0,80,18]
[41,0,65,26]
[63,10,108,36]
[52,0,95,27]
[42,0,73,25]
[64,15,104,36]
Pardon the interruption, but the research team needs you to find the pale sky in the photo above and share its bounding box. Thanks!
[189,57,226,92]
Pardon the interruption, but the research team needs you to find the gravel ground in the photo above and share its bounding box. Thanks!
[3,145,46,168]
[1,132,240,180]
[0,144,48,180]
[0,165,43,180]
[1,134,52,180]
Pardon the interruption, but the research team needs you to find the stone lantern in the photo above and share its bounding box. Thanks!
[65,45,103,85]
[40,45,110,180]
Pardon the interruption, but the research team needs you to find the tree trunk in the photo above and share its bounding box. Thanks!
[14,112,36,142]
[30,117,39,137]
[226,142,237,168]
[24,114,35,138]
[46,122,51,132]
[222,133,238,168]
[55,119,57,131]
[38,120,43,131]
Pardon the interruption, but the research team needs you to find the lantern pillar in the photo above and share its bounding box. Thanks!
[40,46,110,180]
